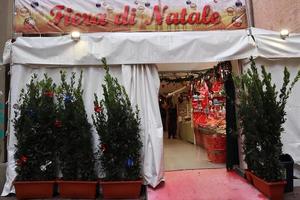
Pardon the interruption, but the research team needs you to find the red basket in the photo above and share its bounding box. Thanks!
[204,134,226,150]
[207,149,226,163]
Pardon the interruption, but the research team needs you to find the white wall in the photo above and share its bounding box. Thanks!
[0,0,13,63]
[252,0,300,33]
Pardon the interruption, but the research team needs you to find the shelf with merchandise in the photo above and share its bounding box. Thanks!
[191,78,227,163]
[192,79,226,134]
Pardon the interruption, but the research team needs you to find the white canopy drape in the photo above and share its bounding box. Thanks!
[122,64,164,187]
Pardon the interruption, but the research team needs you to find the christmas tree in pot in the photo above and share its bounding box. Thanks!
[14,74,57,199]
[55,71,97,199]
[93,58,143,199]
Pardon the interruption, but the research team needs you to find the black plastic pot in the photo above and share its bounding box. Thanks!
[279,154,294,193]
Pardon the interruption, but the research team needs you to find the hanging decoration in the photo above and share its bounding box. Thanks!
[30,1,39,9]
[40,160,52,172]
[13,104,20,110]
[159,61,231,84]
[94,105,102,113]
[235,0,243,7]
[100,144,107,153]
[44,91,54,97]
[16,155,28,166]
[54,119,62,128]
[26,109,35,118]
[64,95,73,103]
[126,158,134,167]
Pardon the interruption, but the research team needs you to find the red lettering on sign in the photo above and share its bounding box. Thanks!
[114,5,137,25]
[144,5,168,25]
[180,8,188,25]
[187,12,200,24]
[129,8,137,25]
[49,5,108,27]
[166,12,180,25]
[82,13,91,26]
[210,12,221,24]
[97,14,107,26]
[65,7,73,26]
[201,5,211,24]
[72,13,82,26]
[48,4,221,30]
[49,5,65,25]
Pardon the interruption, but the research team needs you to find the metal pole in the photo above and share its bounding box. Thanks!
[12,0,17,38]
[246,0,255,27]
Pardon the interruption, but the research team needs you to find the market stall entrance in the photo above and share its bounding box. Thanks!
[4,27,300,194]
[157,62,239,171]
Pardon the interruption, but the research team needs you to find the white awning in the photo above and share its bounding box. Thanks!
[8,29,253,65]
[252,28,300,59]
[4,28,300,66]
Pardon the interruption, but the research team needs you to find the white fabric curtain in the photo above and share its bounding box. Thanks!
[122,64,164,188]
[2,63,163,196]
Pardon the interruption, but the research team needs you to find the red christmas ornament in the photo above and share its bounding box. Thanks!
[16,159,22,166]
[94,105,102,113]
[20,155,28,164]
[100,144,107,152]
[54,120,62,128]
[44,91,54,97]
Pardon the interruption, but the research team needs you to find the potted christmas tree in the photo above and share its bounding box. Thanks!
[236,58,300,200]
[56,71,97,199]
[14,74,57,199]
[93,58,143,199]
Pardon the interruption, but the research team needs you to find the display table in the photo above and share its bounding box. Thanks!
[178,121,194,144]
[195,126,226,163]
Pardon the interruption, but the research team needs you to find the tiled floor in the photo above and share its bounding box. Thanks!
[164,136,225,171]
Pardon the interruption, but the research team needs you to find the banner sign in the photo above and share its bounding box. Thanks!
[14,0,248,33]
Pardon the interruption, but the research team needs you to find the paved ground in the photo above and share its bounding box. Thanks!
[148,169,268,200]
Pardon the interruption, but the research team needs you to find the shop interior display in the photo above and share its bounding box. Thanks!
[192,78,226,135]
[159,63,229,163]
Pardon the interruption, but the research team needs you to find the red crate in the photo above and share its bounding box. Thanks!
[207,149,226,163]
[204,134,226,150]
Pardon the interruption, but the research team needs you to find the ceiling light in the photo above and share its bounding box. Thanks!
[280,29,289,40]
[71,31,81,41]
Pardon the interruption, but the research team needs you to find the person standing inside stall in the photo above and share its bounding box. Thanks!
[167,99,177,139]
[159,95,167,131]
